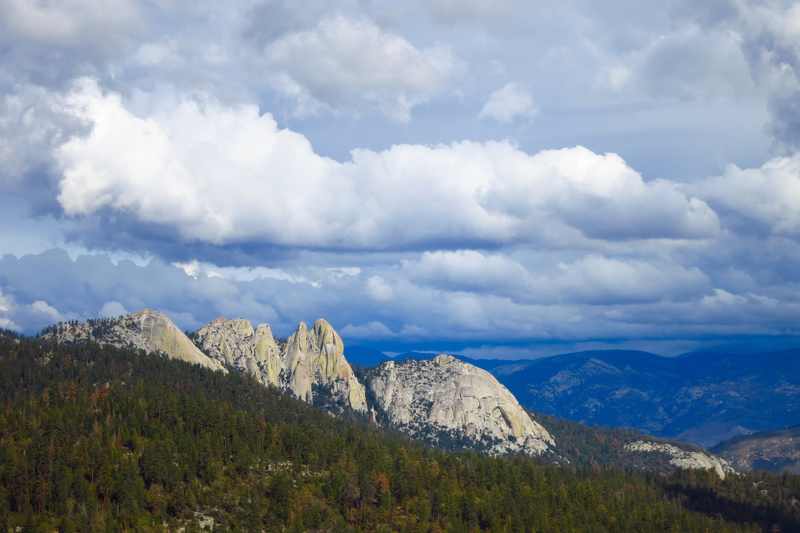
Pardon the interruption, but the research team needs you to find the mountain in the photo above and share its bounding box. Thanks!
[2,330,794,532]
[367,355,555,456]
[711,426,800,475]
[40,309,226,372]
[531,412,734,478]
[362,354,734,474]
[39,310,734,475]
[43,311,367,413]
[484,349,800,447]
[194,317,367,412]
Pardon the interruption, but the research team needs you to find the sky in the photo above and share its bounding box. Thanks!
[2,0,800,359]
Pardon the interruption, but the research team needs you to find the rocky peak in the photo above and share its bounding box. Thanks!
[367,354,554,456]
[194,317,367,412]
[283,321,313,403]
[311,319,352,380]
[42,309,226,373]
[313,318,339,347]
[193,316,282,384]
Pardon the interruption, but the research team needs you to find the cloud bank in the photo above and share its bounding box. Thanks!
[47,80,718,252]
[1,0,800,358]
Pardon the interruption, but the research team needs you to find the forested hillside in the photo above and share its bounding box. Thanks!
[0,330,798,532]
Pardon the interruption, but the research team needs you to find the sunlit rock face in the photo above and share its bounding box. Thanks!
[194,317,367,412]
[193,317,282,386]
[625,441,735,479]
[43,309,226,372]
[368,355,554,456]
[308,319,369,412]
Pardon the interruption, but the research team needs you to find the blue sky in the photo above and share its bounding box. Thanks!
[2,0,800,358]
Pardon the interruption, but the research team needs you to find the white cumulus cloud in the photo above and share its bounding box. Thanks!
[479,82,538,123]
[340,321,396,339]
[688,155,800,235]
[366,276,394,301]
[51,80,720,252]
[99,300,130,318]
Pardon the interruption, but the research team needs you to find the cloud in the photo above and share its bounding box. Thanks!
[4,0,800,357]
[0,86,86,210]
[49,80,719,256]
[0,288,12,314]
[340,321,396,340]
[548,255,711,305]
[0,285,68,333]
[604,25,754,101]
[600,0,800,149]
[432,0,512,22]
[0,250,287,334]
[478,82,538,123]
[402,250,530,293]
[0,247,799,355]
[261,15,453,120]
[0,0,140,46]
[688,155,800,235]
[402,250,711,305]
[366,276,394,301]
[99,300,130,318]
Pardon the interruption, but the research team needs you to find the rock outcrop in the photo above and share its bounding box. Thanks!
[710,426,800,475]
[368,355,554,456]
[624,441,734,479]
[194,317,367,412]
[42,309,226,372]
[192,317,283,385]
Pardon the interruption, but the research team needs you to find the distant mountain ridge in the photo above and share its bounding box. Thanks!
[482,348,800,448]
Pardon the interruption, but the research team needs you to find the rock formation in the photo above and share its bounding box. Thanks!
[193,317,367,412]
[710,426,800,475]
[192,317,282,385]
[624,441,734,479]
[42,309,226,372]
[368,355,554,456]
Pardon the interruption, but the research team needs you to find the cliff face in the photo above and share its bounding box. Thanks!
[193,317,367,412]
[368,355,555,456]
[42,309,226,373]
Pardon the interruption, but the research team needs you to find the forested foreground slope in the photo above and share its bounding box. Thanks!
[0,331,799,532]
